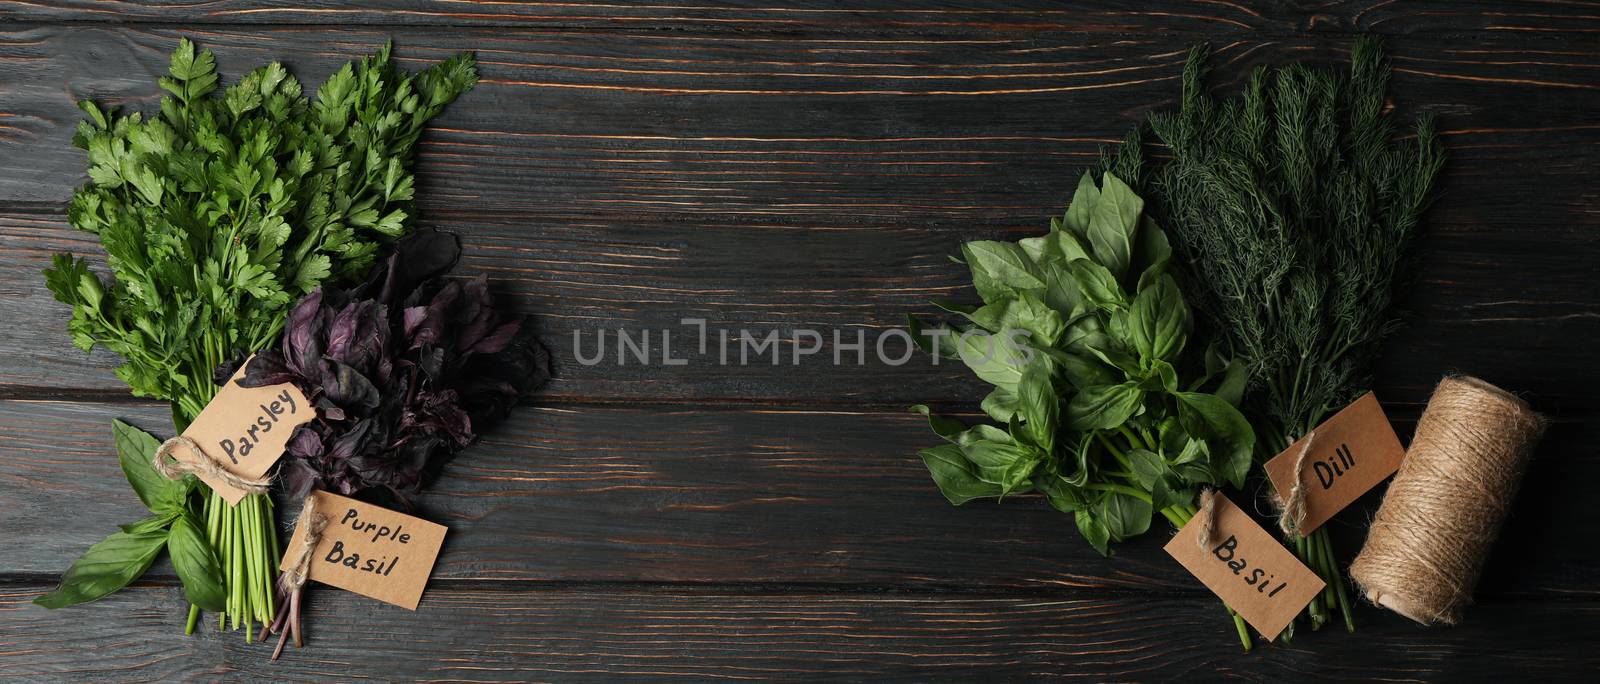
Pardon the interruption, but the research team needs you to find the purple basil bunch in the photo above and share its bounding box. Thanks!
[241,229,549,503]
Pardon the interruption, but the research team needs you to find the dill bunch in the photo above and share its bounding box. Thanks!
[1130,37,1445,635]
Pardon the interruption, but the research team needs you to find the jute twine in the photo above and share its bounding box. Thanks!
[1350,375,1547,625]
[282,494,330,592]
[153,435,272,495]
[1194,489,1218,550]
[1277,430,1319,535]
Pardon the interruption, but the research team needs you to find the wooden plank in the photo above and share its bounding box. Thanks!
[6,204,1599,413]
[3,399,1593,596]
[3,583,1597,681]
[0,27,1594,217]
[1,1,1596,36]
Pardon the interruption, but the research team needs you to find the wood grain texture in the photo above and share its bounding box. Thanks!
[1,2,1597,679]
[4,583,1598,682]
[0,26,1596,216]
[2,0,1598,36]
[3,399,1592,597]
[0,26,1595,411]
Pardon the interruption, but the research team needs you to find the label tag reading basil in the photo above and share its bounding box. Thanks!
[177,361,313,504]
[1164,494,1324,640]
[1263,392,1407,536]
[281,491,448,610]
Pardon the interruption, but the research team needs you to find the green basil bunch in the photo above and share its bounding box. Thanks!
[35,421,227,611]
[911,171,1254,554]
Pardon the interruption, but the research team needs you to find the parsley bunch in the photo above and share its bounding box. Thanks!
[38,38,477,643]
[46,38,477,421]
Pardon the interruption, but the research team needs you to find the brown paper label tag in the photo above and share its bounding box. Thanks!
[1263,392,1407,535]
[177,362,313,505]
[281,491,448,610]
[1164,494,1324,640]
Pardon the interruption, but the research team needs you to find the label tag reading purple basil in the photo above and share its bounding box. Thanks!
[281,491,448,610]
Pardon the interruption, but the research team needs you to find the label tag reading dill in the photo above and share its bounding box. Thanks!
[1264,392,1407,535]
[281,491,448,610]
[1165,494,1324,640]
[175,360,313,505]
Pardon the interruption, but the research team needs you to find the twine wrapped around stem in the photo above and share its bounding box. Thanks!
[264,493,329,659]
[1277,431,1319,535]
[153,435,271,495]
[1351,376,1547,625]
[1194,489,1218,551]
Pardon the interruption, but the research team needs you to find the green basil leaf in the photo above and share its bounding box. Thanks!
[1017,364,1059,454]
[1099,490,1152,541]
[930,299,978,317]
[1018,234,1057,264]
[1059,312,1110,356]
[167,514,226,611]
[1067,258,1128,312]
[911,405,969,444]
[1144,359,1179,394]
[1035,256,1088,318]
[918,445,1004,505]
[33,528,167,609]
[980,386,1020,423]
[1062,171,1100,237]
[1060,352,1118,390]
[1126,275,1189,364]
[1034,472,1089,513]
[118,511,178,535]
[961,439,1042,494]
[906,315,961,360]
[1174,391,1256,488]
[114,419,185,512]
[1086,172,1143,277]
[1133,216,1172,291]
[1215,359,1249,407]
[1066,382,1143,431]
[912,406,1013,449]
[955,328,1030,391]
[1007,293,1065,347]
[1126,448,1166,490]
[1074,508,1112,556]
[961,298,1011,333]
[961,241,1046,296]
[1149,478,1180,515]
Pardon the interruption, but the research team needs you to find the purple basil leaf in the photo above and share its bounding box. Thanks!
[238,352,296,388]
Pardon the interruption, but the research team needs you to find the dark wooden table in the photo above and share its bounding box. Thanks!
[2,2,1597,681]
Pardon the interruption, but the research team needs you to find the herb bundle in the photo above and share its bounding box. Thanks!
[910,171,1258,647]
[38,38,478,641]
[241,228,548,656]
[1137,38,1445,634]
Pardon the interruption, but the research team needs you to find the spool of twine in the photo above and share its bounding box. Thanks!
[1350,375,1547,625]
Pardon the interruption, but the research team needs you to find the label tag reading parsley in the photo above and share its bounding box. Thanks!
[1165,494,1324,640]
[175,360,312,505]
[1264,392,1407,536]
[282,491,447,610]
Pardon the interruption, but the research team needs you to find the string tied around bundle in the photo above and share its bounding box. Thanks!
[153,434,272,495]
[1277,430,1319,535]
[265,492,330,659]
[1350,375,1547,625]
[1194,488,1219,551]
[281,494,329,593]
